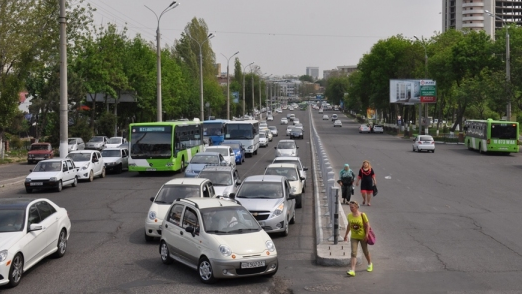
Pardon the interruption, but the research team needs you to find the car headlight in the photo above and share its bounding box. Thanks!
[25,178,31,182]
[219,245,232,257]
[273,202,284,216]
[265,240,275,252]
[50,177,58,181]
[0,250,8,262]
[148,211,156,220]
[82,166,88,170]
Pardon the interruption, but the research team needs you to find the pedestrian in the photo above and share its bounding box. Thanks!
[338,164,355,204]
[343,200,372,277]
[355,160,376,206]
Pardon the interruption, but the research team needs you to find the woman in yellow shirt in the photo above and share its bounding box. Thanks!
[343,201,372,276]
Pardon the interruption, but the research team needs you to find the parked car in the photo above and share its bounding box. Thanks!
[268,126,279,137]
[205,146,236,168]
[106,137,127,148]
[66,150,106,181]
[229,175,295,236]
[184,152,229,178]
[259,130,269,147]
[145,178,216,242]
[159,197,278,283]
[289,127,304,139]
[359,124,371,133]
[221,141,245,165]
[412,135,435,153]
[322,115,329,120]
[372,125,384,133]
[264,163,305,208]
[334,120,343,127]
[272,157,308,188]
[274,140,298,157]
[86,136,108,151]
[0,198,71,287]
[280,118,288,125]
[198,165,241,198]
[331,114,338,121]
[27,142,54,164]
[67,138,85,152]
[101,148,129,173]
[24,158,78,193]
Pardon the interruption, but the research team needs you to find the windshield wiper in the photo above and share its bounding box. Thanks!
[206,230,228,234]
[154,200,170,204]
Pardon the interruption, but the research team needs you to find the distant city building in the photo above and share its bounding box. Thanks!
[274,79,302,97]
[306,67,319,80]
[442,0,522,38]
[323,65,357,79]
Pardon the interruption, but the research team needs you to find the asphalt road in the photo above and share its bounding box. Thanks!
[2,108,522,293]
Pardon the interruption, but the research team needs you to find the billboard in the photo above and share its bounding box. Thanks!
[232,92,239,103]
[389,79,436,103]
[367,108,376,120]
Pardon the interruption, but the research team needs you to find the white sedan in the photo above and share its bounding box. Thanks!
[412,135,435,153]
[67,150,106,181]
[359,124,371,133]
[334,120,342,127]
[280,118,288,125]
[0,198,71,288]
[24,158,79,193]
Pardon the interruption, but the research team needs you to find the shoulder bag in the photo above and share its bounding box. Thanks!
[363,213,376,245]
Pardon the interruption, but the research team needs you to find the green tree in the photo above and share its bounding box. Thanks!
[299,75,314,83]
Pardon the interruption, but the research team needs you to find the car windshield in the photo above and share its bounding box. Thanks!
[34,161,62,172]
[206,148,229,156]
[0,210,25,232]
[277,142,296,149]
[190,155,219,164]
[291,128,302,133]
[198,171,233,186]
[222,143,240,150]
[265,167,298,181]
[201,206,261,234]
[236,182,283,199]
[101,150,121,157]
[269,126,276,130]
[67,153,91,162]
[30,144,49,151]
[273,159,303,170]
[89,137,104,142]
[68,139,78,144]
[107,138,122,144]
[154,185,200,204]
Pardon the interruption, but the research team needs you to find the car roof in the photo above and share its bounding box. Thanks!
[163,178,209,186]
[278,139,295,143]
[69,150,96,154]
[243,175,285,183]
[267,163,298,169]
[177,197,241,209]
[195,152,221,156]
[200,165,235,172]
[273,156,302,162]
[206,146,230,150]
[0,198,46,210]
[36,158,67,163]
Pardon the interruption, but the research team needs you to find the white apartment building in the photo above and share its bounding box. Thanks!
[306,67,319,80]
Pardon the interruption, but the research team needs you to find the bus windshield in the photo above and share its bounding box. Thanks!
[491,123,517,139]
[203,123,224,136]
[225,124,254,139]
[130,126,172,159]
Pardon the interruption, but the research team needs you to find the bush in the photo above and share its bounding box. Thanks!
[9,136,23,149]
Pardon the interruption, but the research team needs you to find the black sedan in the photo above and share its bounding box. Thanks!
[289,127,304,139]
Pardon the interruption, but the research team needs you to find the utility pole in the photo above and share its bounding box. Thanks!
[59,0,68,158]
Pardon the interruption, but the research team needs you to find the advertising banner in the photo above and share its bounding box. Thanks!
[232,92,239,103]
[367,108,376,120]
[389,79,437,103]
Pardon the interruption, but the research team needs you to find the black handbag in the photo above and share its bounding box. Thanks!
[373,185,378,197]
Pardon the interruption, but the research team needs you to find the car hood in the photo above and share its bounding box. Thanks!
[0,232,24,249]
[236,197,284,212]
[213,185,235,196]
[104,157,121,164]
[87,142,103,146]
[276,149,296,156]
[149,203,171,221]
[187,163,207,172]
[28,150,51,155]
[105,144,120,148]
[210,231,272,255]
[74,161,91,168]
[27,171,62,180]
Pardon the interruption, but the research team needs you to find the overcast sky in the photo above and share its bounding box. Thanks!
[85,0,442,78]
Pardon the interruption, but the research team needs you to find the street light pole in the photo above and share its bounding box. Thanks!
[485,10,511,121]
[251,66,259,117]
[414,35,428,135]
[221,51,239,120]
[188,33,214,121]
[242,62,254,117]
[145,1,180,122]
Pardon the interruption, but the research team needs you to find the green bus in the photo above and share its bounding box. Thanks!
[128,121,204,172]
[464,119,519,154]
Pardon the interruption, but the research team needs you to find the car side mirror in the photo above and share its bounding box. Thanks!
[29,224,43,232]
[150,197,154,202]
[29,169,33,172]
[296,146,299,149]
[93,158,98,163]
[228,193,236,199]
[303,167,308,171]
[185,226,196,237]
[274,147,277,149]
[300,177,305,181]
[63,168,67,172]
[236,180,241,186]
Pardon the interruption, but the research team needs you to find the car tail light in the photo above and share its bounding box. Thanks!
[431,142,435,145]
[418,142,422,144]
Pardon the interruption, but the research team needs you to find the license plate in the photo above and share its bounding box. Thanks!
[241,261,265,269]
[30,182,43,186]
[146,168,156,171]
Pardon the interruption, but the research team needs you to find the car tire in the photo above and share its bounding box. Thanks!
[117,164,123,174]
[198,257,217,284]
[53,229,68,258]
[432,150,435,153]
[180,158,186,173]
[302,186,305,194]
[145,232,154,242]
[160,241,173,264]
[25,187,32,193]
[71,177,77,187]
[281,221,289,237]
[8,253,23,288]
[296,195,302,208]
[56,180,63,192]
[100,168,106,178]
[412,146,415,152]
[88,170,94,182]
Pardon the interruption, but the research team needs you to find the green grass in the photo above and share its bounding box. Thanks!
[0,149,27,165]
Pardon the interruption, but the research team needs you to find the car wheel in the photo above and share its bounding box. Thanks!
[281,221,289,237]
[72,177,78,187]
[412,146,415,152]
[100,168,106,178]
[296,195,302,208]
[56,180,63,192]
[198,257,217,284]
[117,164,123,174]
[145,232,154,242]
[88,170,94,182]
[25,187,32,193]
[8,253,23,288]
[432,150,435,153]
[254,149,258,155]
[160,241,173,264]
[289,209,296,224]
[302,186,305,194]
[53,229,68,258]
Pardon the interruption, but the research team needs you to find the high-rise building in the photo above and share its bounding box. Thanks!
[306,67,319,80]
[442,0,522,38]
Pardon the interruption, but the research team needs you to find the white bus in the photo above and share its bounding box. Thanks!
[224,120,259,157]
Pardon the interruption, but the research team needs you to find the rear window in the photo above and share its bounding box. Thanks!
[419,136,433,141]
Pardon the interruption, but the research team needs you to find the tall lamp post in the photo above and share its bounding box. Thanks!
[221,51,239,120]
[188,33,214,121]
[485,9,511,121]
[242,62,254,117]
[414,35,428,135]
[259,73,272,118]
[251,66,260,117]
[145,1,180,122]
